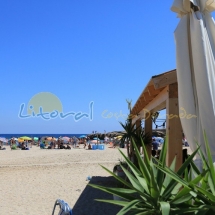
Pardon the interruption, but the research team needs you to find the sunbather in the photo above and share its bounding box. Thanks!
[21,142,27,150]
[0,146,6,150]
[65,144,71,149]
[50,141,54,149]
[83,139,87,149]
[40,142,46,149]
[11,142,17,150]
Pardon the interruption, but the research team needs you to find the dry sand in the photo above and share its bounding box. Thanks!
[0,145,126,215]
[0,145,192,215]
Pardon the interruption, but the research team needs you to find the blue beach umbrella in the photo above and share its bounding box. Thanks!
[79,135,86,138]
[93,137,100,140]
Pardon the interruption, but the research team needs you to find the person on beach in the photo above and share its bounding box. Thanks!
[78,138,80,147]
[11,138,14,147]
[50,141,54,149]
[44,138,48,147]
[0,145,6,150]
[66,144,71,149]
[59,142,65,149]
[83,138,87,149]
[73,137,77,148]
[52,137,56,148]
[57,138,61,149]
[10,138,17,150]
[17,141,22,148]
[104,136,109,144]
[69,137,72,147]
[38,137,41,147]
[40,141,46,149]
[152,138,159,151]
[25,140,29,148]
[21,142,26,150]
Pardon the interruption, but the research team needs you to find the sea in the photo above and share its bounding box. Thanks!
[0,134,88,139]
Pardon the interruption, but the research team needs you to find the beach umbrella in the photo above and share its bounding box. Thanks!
[19,136,32,140]
[0,137,8,143]
[61,137,70,142]
[41,136,49,141]
[171,0,215,168]
[79,135,86,138]
[48,137,57,141]
[93,137,100,140]
[155,137,164,144]
[18,138,24,143]
[12,138,18,141]
[115,136,122,139]
[34,137,38,141]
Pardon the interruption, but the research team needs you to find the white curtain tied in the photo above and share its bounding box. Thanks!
[171,0,215,169]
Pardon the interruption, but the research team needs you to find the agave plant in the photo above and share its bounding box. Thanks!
[119,118,140,161]
[156,131,215,214]
[119,118,151,164]
[89,136,208,215]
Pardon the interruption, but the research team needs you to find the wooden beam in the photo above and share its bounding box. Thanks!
[135,98,147,114]
[138,100,144,108]
[152,70,177,89]
[166,83,182,171]
[151,101,166,114]
[145,111,152,160]
[139,99,145,107]
[137,108,141,115]
[132,107,137,115]
[169,83,178,98]
[131,70,177,114]
[166,98,182,171]
[143,92,153,103]
[136,119,141,135]
[147,85,162,97]
[135,103,140,112]
[137,105,163,121]
[140,97,147,106]
[143,87,168,114]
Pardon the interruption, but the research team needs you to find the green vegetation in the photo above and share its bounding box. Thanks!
[89,131,215,215]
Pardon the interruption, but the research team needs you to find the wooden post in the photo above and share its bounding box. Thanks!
[166,83,182,171]
[145,111,152,159]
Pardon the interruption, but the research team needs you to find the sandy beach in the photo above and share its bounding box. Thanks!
[0,145,126,215]
[0,144,192,215]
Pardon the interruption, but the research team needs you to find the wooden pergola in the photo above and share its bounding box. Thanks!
[131,69,183,171]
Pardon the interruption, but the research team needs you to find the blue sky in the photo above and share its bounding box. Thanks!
[0,0,192,134]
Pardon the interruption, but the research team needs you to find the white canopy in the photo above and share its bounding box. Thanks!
[171,0,215,168]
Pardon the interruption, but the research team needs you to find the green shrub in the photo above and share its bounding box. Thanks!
[89,131,215,214]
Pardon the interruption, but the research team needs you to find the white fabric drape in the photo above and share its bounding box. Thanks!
[171,0,215,166]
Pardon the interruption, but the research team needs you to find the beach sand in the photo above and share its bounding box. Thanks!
[0,145,192,215]
[0,145,126,215]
